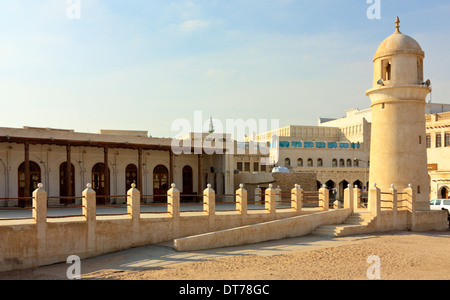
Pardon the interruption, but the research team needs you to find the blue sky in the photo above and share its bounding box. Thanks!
[1,0,450,138]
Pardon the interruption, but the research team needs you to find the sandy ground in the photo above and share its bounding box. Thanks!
[1,230,450,280]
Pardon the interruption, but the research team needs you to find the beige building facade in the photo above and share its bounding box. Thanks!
[426,111,450,200]
[0,127,230,208]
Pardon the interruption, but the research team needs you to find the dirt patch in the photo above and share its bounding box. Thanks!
[86,232,450,280]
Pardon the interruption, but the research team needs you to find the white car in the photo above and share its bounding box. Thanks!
[430,199,450,215]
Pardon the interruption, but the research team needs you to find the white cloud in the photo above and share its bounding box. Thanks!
[204,69,239,79]
[180,19,210,32]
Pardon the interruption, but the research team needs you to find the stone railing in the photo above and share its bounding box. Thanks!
[0,183,330,272]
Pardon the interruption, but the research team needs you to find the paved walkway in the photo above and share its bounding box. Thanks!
[0,203,299,220]
[0,233,378,280]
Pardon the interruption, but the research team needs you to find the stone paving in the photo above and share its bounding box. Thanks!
[0,202,299,220]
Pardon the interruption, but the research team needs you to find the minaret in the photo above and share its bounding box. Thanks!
[366,17,431,211]
[208,116,215,134]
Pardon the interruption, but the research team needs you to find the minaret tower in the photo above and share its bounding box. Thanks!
[366,17,431,211]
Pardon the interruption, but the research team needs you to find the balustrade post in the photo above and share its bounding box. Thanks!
[127,183,141,246]
[236,184,247,217]
[344,184,353,212]
[265,184,276,216]
[168,183,181,238]
[404,184,416,231]
[127,183,141,219]
[369,183,381,217]
[83,183,96,253]
[33,183,47,225]
[389,184,398,228]
[291,184,303,214]
[204,184,215,216]
[33,183,47,259]
[168,183,180,220]
[83,183,96,222]
[319,184,329,211]
[204,184,215,230]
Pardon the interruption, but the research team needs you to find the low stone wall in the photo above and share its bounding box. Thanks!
[0,184,329,273]
[174,209,352,251]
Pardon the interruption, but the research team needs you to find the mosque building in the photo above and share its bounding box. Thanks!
[0,18,449,210]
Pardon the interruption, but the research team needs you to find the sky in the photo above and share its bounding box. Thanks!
[1,0,450,138]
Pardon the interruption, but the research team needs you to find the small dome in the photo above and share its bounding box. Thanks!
[374,17,424,60]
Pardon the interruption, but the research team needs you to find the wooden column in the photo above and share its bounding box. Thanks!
[24,143,30,198]
[169,151,174,185]
[66,144,72,204]
[197,154,202,195]
[104,147,110,203]
[137,148,143,193]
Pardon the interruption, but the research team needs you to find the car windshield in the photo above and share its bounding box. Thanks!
[444,200,450,206]
[430,200,435,205]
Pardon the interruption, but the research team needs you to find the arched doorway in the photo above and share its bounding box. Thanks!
[92,163,109,205]
[182,165,193,194]
[353,180,363,190]
[339,180,349,201]
[153,165,169,203]
[325,180,336,203]
[59,162,75,205]
[18,161,41,207]
[440,186,449,199]
[125,164,138,192]
[316,180,323,190]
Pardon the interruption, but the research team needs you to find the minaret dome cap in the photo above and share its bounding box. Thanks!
[373,16,424,61]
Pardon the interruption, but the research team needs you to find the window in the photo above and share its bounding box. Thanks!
[18,161,41,207]
[285,158,291,167]
[244,162,250,172]
[436,134,442,148]
[317,159,323,167]
[297,158,303,167]
[125,164,138,192]
[237,162,243,172]
[332,159,338,167]
[353,159,359,167]
[261,164,267,172]
[382,59,392,81]
[307,159,313,167]
[92,163,109,205]
[153,165,169,203]
[339,159,345,168]
[445,133,450,147]
[417,59,423,82]
[346,159,352,167]
[182,165,193,194]
[426,135,431,148]
[253,162,259,172]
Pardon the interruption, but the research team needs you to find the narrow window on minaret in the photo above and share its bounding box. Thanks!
[386,62,391,80]
[381,60,391,81]
[417,59,423,82]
